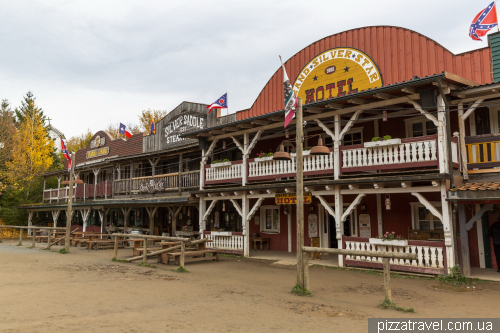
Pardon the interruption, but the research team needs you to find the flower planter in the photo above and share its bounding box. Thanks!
[364,138,401,148]
[291,150,311,157]
[255,156,273,162]
[211,161,232,168]
[211,231,233,236]
[369,238,408,247]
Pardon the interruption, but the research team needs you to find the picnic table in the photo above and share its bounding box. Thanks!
[163,240,218,265]
[129,238,162,256]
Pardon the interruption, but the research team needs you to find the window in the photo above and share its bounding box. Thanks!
[343,131,362,146]
[260,206,280,233]
[405,116,438,138]
[411,203,443,230]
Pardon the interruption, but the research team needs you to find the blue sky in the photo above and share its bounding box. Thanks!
[0,0,491,137]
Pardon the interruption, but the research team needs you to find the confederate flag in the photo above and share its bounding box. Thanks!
[61,138,72,172]
[470,2,499,41]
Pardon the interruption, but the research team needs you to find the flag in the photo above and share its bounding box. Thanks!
[61,138,72,172]
[280,56,298,128]
[150,117,155,135]
[119,123,132,139]
[470,2,498,41]
[206,93,227,113]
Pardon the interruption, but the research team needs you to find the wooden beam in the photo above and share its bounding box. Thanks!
[210,130,225,135]
[341,194,365,222]
[224,126,239,132]
[373,183,384,189]
[247,198,264,221]
[229,199,243,217]
[348,184,359,190]
[238,123,254,129]
[458,205,471,277]
[315,119,335,141]
[401,87,417,94]
[374,93,396,100]
[230,136,244,153]
[326,103,344,109]
[251,120,268,125]
[401,182,412,188]
[203,200,218,221]
[314,194,335,217]
[347,98,367,105]
[411,192,443,222]
[407,98,438,126]
[452,92,500,104]
[466,204,492,231]
[462,99,484,120]
[339,110,363,141]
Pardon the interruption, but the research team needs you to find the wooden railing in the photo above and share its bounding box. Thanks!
[203,231,244,254]
[465,134,500,170]
[182,170,199,188]
[43,186,76,202]
[205,161,243,184]
[343,236,447,275]
[114,171,200,194]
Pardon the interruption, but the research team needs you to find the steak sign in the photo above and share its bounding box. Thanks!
[139,179,165,193]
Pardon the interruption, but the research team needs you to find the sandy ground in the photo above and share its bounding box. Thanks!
[0,240,499,333]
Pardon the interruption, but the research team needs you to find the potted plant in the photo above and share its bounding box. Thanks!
[364,135,401,148]
[255,151,274,162]
[211,158,232,167]
[291,146,311,157]
[369,231,408,246]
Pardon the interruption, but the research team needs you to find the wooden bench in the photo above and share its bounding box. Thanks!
[134,245,163,256]
[92,240,126,250]
[167,250,219,265]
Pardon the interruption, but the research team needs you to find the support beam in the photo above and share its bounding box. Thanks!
[338,110,363,141]
[462,99,484,120]
[407,98,438,126]
[314,194,335,217]
[348,184,359,190]
[346,98,366,105]
[247,198,264,221]
[203,200,218,221]
[373,183,384,189]
[466,204,492,231]
[401,182,412,188]
[229,199,243,217]
[458,204,471,277]
[341,194,365,222]
[411,192,443,222]
[374,93,396,100]
[315,118,335,141]
[51,210,61,228]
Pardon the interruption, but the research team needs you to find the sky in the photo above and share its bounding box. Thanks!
[0,0,493,138]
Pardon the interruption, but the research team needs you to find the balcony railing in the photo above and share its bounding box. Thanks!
[465,134,500,170]
[114,171,200,194]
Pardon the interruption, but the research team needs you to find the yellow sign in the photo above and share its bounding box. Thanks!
[86,146,109,159]
[292,47,383,104]
[310,237,321,259]
[275,192,312,205]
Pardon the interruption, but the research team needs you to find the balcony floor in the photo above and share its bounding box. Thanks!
[250,250,339,267]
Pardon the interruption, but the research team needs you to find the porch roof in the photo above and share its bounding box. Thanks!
[448,182,500,202]
[193,172,447,195]
[19,196,195,211]
[180,72,476,139]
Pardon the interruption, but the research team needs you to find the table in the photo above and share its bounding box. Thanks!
[158,242,182,264]
[252,237,270,250]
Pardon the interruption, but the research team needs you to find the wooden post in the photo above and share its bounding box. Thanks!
[178,153,183,194]
[65,152,76,253]
[18,230,23,245]
[47,230,51,250]
[142,237,147,263]
[458,204,471,276]
[113,236,119,259]
[180,240,185,267]
[31,228,36,248]
[296,98,304,288]
[303,251,309,291]
[383,258,391,301]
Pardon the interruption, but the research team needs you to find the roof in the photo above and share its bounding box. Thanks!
[448,182,500,202]
[449,182,500,191]
[49,125,65,138]
[180,72,461,138]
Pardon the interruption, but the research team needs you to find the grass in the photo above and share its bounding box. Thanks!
[112,258,129,263]
[219,254,243,258]
[138,262,156,268]
[291,284,312,297]
[0,240,3,243]
[174,266,189,273]
[437,265,482,286]
[59,248,68,254]
[379,298,415,313]
[16,244,21,246]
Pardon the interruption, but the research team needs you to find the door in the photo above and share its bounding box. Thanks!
[329,215,337,248]
[475,107,491,135]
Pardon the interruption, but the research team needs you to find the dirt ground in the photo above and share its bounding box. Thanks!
[0,240,499,333]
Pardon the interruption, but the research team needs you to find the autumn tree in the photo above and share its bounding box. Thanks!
[0,99,15,193]
[138,109,168,133]
[65,129,93,153]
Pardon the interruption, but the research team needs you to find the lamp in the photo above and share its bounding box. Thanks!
[309,205,314,212]
[273,143,291,161]
[222,201,225,212]
[385,194,391,210]
[310,137,330,156]
[383,110,388,122]
[62,176,84,185]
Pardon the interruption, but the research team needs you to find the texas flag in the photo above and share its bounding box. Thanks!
[470,2,499,41]
[206,93,227,113]
[119,123,132,138]
[60,138,72,172]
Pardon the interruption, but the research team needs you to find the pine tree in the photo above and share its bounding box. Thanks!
[0,99,15,193]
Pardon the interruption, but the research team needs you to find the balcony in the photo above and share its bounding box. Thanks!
[114,170,200,195]
[203,135,459,186]
[465,134,500,171]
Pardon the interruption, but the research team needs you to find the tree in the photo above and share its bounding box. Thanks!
[0,99,15,194]
[5,92,54,199]
[138,109,168,133]
[66,129,93,153]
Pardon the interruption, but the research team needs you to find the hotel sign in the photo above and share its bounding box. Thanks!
[86,146,109,159]
[292,47,383,104]
[275,192,312,205]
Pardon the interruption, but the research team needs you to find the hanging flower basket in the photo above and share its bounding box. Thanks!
[369,238,408,247]
[255,156,273,162]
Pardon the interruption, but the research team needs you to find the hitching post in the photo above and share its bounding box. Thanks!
[18,229,23,245]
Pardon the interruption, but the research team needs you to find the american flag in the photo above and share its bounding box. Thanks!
[470,2,499,41]
[60,138,72,172]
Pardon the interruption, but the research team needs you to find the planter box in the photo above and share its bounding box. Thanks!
[211,231,233,236]
[211,161,232,168]
[369,238,408,247]
[364,138,401,148]
[255,156,273,162]
[291,150,311,157]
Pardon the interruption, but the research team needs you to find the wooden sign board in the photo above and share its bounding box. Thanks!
[292,47,382,105]
[139,179,165,193]
[359,214,371,238]
[308,214,318,238]
[275,192,312,205]
[86,146,109,159]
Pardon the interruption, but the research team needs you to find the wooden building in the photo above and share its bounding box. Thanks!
[23,26,500,275]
